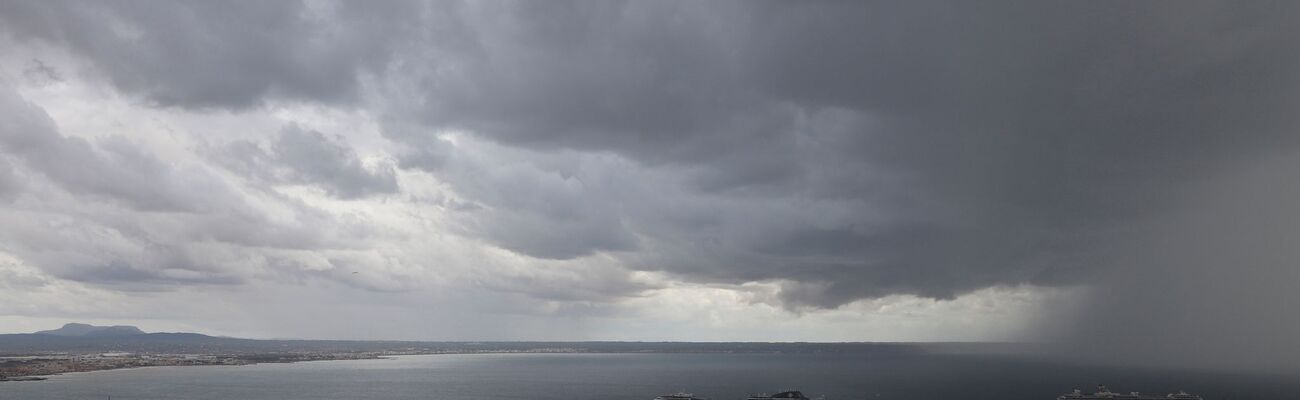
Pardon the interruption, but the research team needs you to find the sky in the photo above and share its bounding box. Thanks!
[0,0,1298,371]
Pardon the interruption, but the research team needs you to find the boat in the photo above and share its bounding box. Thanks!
[748,391,811,400]
[1058,385,1203,400]
[654,393,706,400]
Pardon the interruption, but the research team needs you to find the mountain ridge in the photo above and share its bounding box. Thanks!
[34,323,146,337]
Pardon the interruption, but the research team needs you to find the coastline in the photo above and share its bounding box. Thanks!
[0,353,393,381]
[1,351,627,381]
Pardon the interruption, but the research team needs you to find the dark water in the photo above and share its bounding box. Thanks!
[3,353,1298,400]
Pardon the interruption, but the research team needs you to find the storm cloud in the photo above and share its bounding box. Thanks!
[1,0,1299,369]
[0,0,420,108]
[382,1,1300,308]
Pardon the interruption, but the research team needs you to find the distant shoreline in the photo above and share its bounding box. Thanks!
[0,341,995,381]
[0,352,395,381]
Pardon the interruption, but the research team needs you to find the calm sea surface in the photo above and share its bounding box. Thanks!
[3,352,1298,400]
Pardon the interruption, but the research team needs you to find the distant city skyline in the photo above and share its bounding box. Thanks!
[1,1,1298,372]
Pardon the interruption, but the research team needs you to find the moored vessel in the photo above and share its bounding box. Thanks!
[748,391,811,400]
[655,393,706,400]
[1058,385,1202,400]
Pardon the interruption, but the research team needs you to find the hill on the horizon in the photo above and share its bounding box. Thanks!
[35,323,146,337]
[1,325,957,356]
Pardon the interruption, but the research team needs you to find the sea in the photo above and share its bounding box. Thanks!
[3,352,1298,400]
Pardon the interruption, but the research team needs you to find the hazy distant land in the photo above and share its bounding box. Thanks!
[1,323,1009,380]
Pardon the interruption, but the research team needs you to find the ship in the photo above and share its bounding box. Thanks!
[654,393,707,400]
[748,391,812,400]
[1058,385,1202,400]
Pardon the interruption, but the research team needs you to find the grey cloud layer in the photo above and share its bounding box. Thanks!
[0,84,371,289]
[0,83,224,212]
[217,125,398,199]
[384,1,1300,307]
[8,0,1299,299]
[0,0,419,108]
[2,0,1300,367]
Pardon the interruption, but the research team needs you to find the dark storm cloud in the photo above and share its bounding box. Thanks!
[0,0,421,108]
[217,126,398,199]
[411,138,642,259]
[22,0,1297,307]
[5,0,1300,363]
[419,2,748,148]
[379,1,1300,309]
[738,1,1300,305]
[1046,153,1300,371]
